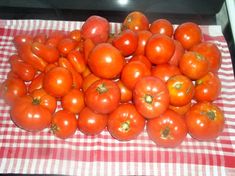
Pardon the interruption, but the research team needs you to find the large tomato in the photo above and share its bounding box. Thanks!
[88,43,125,79]
[10,95,52,132]
[133,76,170,119]
[147,109,187,148]
[108,103,145,141]
[129,55,152,70]
[185,102,224,141]
[84,79,120,114]
[150,19,174,37]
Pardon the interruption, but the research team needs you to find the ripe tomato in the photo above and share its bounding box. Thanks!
[194,72,221,102]
[10,95,52,132]
[57,38,77,56]
[167,75,195,106]
[121,61,151,90]
[84,79,120,114]
[134,30,152,55]
[117,80,132,103]
[43,67,73,97]
[147,109,187,148]
[151,63,181,82]
[191,42,221,72]
[14,34,33,48]
[67,50,86,73]
[146,34,175,64]
[78,107,108,135]
[169,102,192,116]
[83,38,95,61]
[108,103,145,141]
[133,76,170,119]
[82,73,100,91]
[88,43,125,79]
[112,29,138,56]
[33,33,47,44]
[179,51,209,80]
[69,29,82,42]
[174,22,202,50]
[185,102,224,141]
[168,40,185,66]
[51,110,77,139]
[122,11,149,31]
[129,55,152,70]
[46,30,65,47]
[28,73,44,93]
[150,19,174,37]
[81,15,110,44]
[61,88,85,114]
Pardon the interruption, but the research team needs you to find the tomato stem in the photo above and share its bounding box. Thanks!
[162,126,170,138]
[96,83,108,94]
[207,111,216,120]
[145,94,153,104]
[174,82,182,90]
[120,121,130,132]
[32,98,41,105]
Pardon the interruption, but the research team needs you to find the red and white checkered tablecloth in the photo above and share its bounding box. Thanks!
[0,19,235,176]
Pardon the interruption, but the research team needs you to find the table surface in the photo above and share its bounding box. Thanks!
[0,19,235,176]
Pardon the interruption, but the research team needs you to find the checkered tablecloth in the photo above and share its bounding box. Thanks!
[0,19,235,176]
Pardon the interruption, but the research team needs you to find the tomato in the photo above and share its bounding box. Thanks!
[83,38,95,61]
[121,61,151,90]
[134,30,152,55]
[122,11,149,31]
[82,73,100,91]
[191,42,221,72]
[129,55,152,70]
[14,34,33,48]
[112,29,138,56]
[43,67,73,97]
[67,50,86,73]
[46,31,65,47]
[7,70,19,79]
[57,38,77,56]
[169,102,192,116]
[31,88,57,113]
[133,76,170,119]
[81,15,110,44]
[78,107,108,135]
[167,75,195,106]
[179,51,209,80]
[84,79,120,114]
[174,22,202,50]
[150,19,174,37]
[82,67,92,78]
[194,72,221,102]
[1,78,27,105]
[146,34,175,64]
[88,43,125,79]
[10,95,52,132]
[28,73,45,93]
[168,40,185,66]
[33,33,47,44]
[51,110,77,139]
[69,29,82,42]
[108,103,145,141]
[117,80,132,103]
[151,63,181,82]
[61,88,85,114]
[147,109,187,148]
[185,102,224,141]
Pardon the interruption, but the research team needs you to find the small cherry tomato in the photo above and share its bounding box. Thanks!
[67,50,86,73]
[14,34,33,48]
[117,80,132,103]
[57,38,77,56]
[33,33,47,44]
[46,30,65,47]
[28,73,45,93]
[69,29,82,42]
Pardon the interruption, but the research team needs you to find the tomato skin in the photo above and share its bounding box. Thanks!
[81,15,110,44]
[43,67,73,98]
[147,109,187,148]
[169,102,192,116]
[78,107,108,135]
[146,34,175,64]
[88,43,125,79]
[174,22,202,50]
[133,76,170,119]
[82,73,100,91]
[33,33,47,44]
[150,19,174,37]
[14,34,33,48]
[194,72,221,102]
[51,110,77,139]
[67,50,86,73]
[167,75,195,106]
[69,29,82,42]
[108,103,145,141]
[46,31,65,47]
[83,38,95,61]
[168,40,185,66]
[10,95,52,132]
[185,102,224,141]
[28,73,45,93]
[84,79,120,114]
[134,30,152,55]
[129,55,152,70]
[57,38,77,56]
[117,80,132,103]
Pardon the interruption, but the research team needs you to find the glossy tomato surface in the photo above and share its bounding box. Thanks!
[150,19,174,37]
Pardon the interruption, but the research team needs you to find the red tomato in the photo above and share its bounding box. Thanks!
[122,11,149,31]
[84,79,120,114]
[78,107,108,135]
[112,29,138,56]
[117,80,132,103]
[14,34,33,48]
[57,38,77,56]
[133,76,170,119]
[46,30,65,47]
[174,22,202,50]
[69,29,82,42]
[129,55,152,70]
[108,103,145,141]
[150,19,174,37]
[147,109,187,148]
[82,73,101,91]
[67,50,86,73]
[82,66,92,78]
[185,102,224,141]
[83,38,95,61]
[151,63,181,82]
[33,33,47,44]
[146,34,175,64]
[43,67,73,97]
[51,110,77,139]
[167,75,195,106]
[191,42,221,72]
[81,15,110,44]
[88,43,125,79]
[28,73,44,93]
[168,40,185,66]
[194,72,221,102]
[169,102,192,116]
[10,95,52,132]
[121,61,151,90]
[179,51,209,80]
[134,30,152,55]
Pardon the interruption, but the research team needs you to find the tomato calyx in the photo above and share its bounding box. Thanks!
[161,126,173,140]
[195,52,205,61]
[32,98,41,105]
[51,123,59,134]
[144,94,153,104]
[119,120,130,132]
[196,79,203,85]
[201,110,216,120]
[174,82,182,90]
[96,83,108,94]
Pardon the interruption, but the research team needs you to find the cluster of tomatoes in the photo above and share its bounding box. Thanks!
[0,11,225,148]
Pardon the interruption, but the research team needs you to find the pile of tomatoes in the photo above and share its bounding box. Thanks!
[0,11,225,148]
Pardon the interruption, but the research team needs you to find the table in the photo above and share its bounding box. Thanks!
[0,19,235,176]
